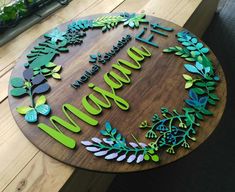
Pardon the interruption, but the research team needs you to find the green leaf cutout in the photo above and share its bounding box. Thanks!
[10,88,27,97]
[10,77,24,88]
[16,106,33,114]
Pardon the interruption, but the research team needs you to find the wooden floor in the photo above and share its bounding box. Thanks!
[0,0,219,191]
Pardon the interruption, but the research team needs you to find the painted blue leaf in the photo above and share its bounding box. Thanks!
[196,42,203,49]
[114,143,120,148]
[194,51,200,56]
[35,104,50,116]
[116,133,122,140]
[105,121,112,133]
[91,137,102,144]
[186,35,192,41]
[191,38,198,44]
[204,67,210,74]
[111,128,117,135]
[117,154,126,162]
[201,47,209,53]
[32,83,50,95]
[81,141,93,146]
[94,150,109,157]
[187,46,196,51]
[129,142,138,148]
[185,99,197,107]
[196,62,203,70]
[189,89,198,100]
[136,154,144,163]
[199,96,208,106]
[182,42,190,46]
[103,138,113,145]
[31,74,45,85]
[127,154,136,163]
[105,153,118,160]
[100,130,109,136]
[86,147,100,152]
[25,109,37,123]
[23,68,34,80]
[184,64,199,74]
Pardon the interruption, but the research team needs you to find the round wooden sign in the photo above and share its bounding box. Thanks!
[8,13,226,173]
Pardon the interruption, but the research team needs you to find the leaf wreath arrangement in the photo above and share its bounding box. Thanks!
[82,31,220,163]
[9,13,221,165]
[9,13,149,123]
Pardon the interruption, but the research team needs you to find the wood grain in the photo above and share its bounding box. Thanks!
[0,0,221,190]
[8,14,226,173]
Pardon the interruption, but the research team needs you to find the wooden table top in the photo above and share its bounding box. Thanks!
[0,0,221,191]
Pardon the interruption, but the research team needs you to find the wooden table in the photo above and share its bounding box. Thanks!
[0,0,220,191]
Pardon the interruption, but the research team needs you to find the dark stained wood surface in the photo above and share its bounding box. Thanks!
[8,14,227,173]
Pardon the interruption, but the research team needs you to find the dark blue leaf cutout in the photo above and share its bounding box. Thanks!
[23,68,34,80]
[199,96,208,106]
[31,74,45,85]
[189,89,198,101]
[32,83,50,95]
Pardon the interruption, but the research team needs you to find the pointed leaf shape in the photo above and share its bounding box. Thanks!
[16,106,33,115]
[91,137,102,144]
[35,104,51,116]
[201,47,209,53]
[129,142,138,148]
[105,121,112,133]
[86,147,100,152]
[31,74,45,85]
[196,62,203,70]
[35,95,46,107]
[196,42,203,49]
[111,128,117,135]
[127,154,136,163]
[32,83,50,95]
[105,153,118,160]
[189,89,198,100]
[185,81,193,89]
[184,64,199,74]
[187,46,196,51]
[100,130,109,136]
[103,138,114,145]
[117,154,126,162]
[183,74,192,81]
[25,109,37,123]
[204,67,210,74]
[52,65,62,73]
[94,150,109,157]
[46,62,56,68]
[136,154,144,163]
[139,143,147,148]
[199,96,208,106]
[10,77,24,88]
[81,141,93,146]
[185,99,197,107]
[52,73,61,79]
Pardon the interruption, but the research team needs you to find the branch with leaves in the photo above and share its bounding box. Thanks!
[82,122,159,163]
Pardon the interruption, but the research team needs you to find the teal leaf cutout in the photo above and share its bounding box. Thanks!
[10,77,24,88]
